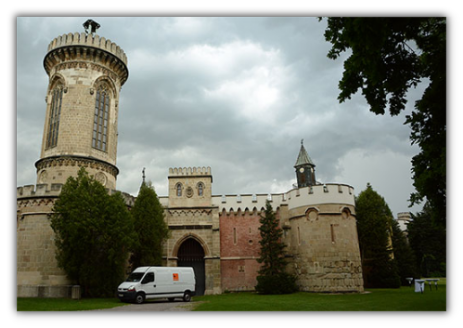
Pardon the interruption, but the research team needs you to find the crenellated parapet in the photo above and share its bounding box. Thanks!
[214,183,356,215]
[17,184,63,199]
[44,32,128,85]
[47,33,127,65]
[169,166,212,177]
[17,184,135,208]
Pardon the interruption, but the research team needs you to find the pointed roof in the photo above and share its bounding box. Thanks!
[294,140,315,167]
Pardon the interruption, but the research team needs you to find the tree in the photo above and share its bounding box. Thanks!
[390,219,419,285]
[255,201,297,294]
[322,18,446,224]
[50,168,136,297]
[407,202,446,277]
[129,181,169,269]
[356,183,401,288]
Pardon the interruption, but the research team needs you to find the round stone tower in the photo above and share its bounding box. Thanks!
[35,21,128,189]
[17,21,130,297]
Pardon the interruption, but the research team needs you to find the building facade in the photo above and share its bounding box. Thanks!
[17,24,364,298]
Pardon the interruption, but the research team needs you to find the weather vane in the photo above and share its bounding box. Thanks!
[83,19,100,36]
[142,167,146,184]
[301,139,304,145]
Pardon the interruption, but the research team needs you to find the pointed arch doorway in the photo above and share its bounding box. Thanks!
[177,238,206,296]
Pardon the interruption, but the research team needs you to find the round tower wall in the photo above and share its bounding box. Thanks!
[17,187,70,293]
[37,32,129,189]
[17,184,136,297]
[215,184,364,293]
[286,203,364,292]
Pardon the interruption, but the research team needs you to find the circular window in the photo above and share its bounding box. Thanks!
[95,172,107,186]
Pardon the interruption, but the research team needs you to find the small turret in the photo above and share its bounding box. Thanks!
[294,140,316,188]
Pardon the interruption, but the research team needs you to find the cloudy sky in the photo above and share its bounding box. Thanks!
[15,16,431,217]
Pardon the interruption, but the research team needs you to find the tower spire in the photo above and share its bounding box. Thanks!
[294,140,316,188]
[294,140,314,167]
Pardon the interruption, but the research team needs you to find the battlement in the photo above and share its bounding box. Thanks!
[17,184,63,198]
[214,183,355,213]
[47,32,127,65]
[17,184,136,207]
[169,167,212,177]
[44,32,129,85]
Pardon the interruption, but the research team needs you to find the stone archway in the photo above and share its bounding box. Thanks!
[177,238,206,296]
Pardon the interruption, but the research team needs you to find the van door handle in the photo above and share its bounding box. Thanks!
[153,285,156,288]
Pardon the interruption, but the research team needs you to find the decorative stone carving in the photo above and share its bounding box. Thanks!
[94,172,107,186]
[35,156,119,177]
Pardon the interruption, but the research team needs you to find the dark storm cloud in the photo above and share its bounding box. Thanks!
[17,17,422,215]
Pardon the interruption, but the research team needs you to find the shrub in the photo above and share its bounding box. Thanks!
[255,273,298,295]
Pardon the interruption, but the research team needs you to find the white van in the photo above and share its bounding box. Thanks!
[117,266,196,304]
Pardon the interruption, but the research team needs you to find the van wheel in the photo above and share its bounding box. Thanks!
[135,293,145,304]
[183,292,191,302]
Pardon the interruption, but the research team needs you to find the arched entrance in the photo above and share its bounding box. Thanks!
[177,238,206,296]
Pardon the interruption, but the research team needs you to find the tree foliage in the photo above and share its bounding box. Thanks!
[129,181,169,269]
[257,201,287,276]
[407,202,446,277]
[255,201,297,294]
[50,168,136,297]
[390,219,419,285]
[356,183,401,288]
[322,17,446,223]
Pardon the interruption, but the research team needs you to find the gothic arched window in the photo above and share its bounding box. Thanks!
[46,85,64,149]
[176,183,182,197]
[92,86,110,152]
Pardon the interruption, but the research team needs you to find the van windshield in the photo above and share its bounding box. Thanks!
[125,272,145,282]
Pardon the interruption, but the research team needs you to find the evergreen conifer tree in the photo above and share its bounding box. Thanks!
[50,168,136,297]
[255,200,297,294]
[356,183,401,288]
[129,181,169,269]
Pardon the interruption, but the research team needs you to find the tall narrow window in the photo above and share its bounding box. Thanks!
[92,87,110,152]
[233,228,237,245]
[46,86,63,149]
[176,183,182,197]
[197,182,204,196]
[331,224,339,243]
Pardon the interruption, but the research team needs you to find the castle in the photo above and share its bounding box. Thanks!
[17,21,364,297]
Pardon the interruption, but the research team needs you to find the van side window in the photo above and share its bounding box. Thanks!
[142,272,155,284]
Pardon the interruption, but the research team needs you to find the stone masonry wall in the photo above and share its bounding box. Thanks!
[286,204,364,292]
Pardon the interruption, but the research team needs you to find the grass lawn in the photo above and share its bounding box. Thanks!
[17,279,446,311]
[192,279,446,311]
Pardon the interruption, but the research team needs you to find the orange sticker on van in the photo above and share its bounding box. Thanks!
[173,273,179,281]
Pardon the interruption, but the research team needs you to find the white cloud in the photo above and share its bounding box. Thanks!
[333,148,421,216]
[16,17,428,218]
